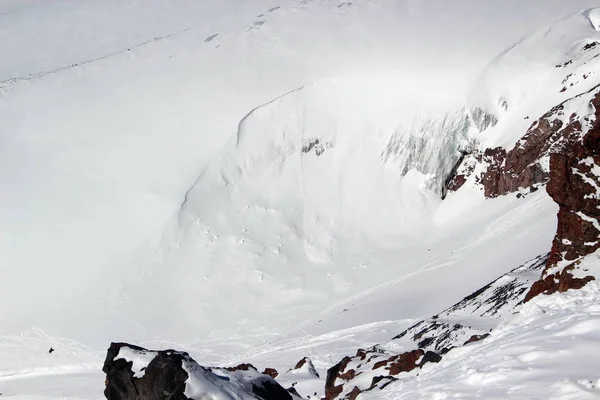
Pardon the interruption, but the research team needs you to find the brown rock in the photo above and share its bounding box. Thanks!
[338,369,356,381]
[524,88,600,301]
[355,349,368,360]
[447,174,467,192]
[294,358,308,369]
[325,385,343,400]
[262,368,279,378]
[347,386,362,400]
[463,334,490,345]
[386,350,424,375]
[372,360,388,370]
[324,356,352,400]
[289,357,319,378]
[524,263,596,302]
[225,363,256,372]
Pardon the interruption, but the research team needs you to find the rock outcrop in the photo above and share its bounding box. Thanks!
[102,343,295,400]
[480,86,600,199]
[446,84,600,302]
[323,346,438,399]
[524,90,600,301]
[288,357,319,378]
[262,367,279,378]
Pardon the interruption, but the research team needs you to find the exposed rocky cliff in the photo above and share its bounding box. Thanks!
[447,85,600,302]
[524,91,600,301]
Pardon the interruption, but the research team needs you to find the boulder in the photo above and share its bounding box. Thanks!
[102,342,293,400]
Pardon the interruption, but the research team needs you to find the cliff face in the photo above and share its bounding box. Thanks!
[445,85,600,302]
[524,91,600,301]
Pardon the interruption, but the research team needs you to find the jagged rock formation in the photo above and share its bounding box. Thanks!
[524,90,600,301]
[446,85,600,303]
[323,348,432,400]
[479,86,600,199]
[288,357,320,378]
[102,343,295,400]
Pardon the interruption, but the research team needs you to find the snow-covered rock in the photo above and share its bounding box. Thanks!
[103,343,297,400]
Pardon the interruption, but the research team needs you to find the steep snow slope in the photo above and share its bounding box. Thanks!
[144,78,556,347]
[1,1,600,400]
[365,260,600,400]
[470,7,600,149]
[3,0,596,347]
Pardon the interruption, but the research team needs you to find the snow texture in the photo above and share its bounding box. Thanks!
[0,1,599,400]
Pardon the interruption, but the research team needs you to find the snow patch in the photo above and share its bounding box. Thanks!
[587,8,600,31]
[114,347,157,378]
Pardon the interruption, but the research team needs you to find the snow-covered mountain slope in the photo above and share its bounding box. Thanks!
[1,1,600,400]
[390,254,549,353]
[3,0,594,347]
[319,8,600,399]
[364,275,600,400]
[469,7,600,150]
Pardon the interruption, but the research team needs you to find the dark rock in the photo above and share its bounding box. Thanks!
[418,351,442,366]
[103,343,189,400]
[102,343,292,400]
[251,377,294,400]
[417,337,435,349]
[369,375,398,390]
[463,334,490,345]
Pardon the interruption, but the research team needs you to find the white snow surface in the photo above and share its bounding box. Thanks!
[1,1,600,399]
[114,347,157,378]
[470,6,600,149]
[362,253,600,400]
[182,362,291,400]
